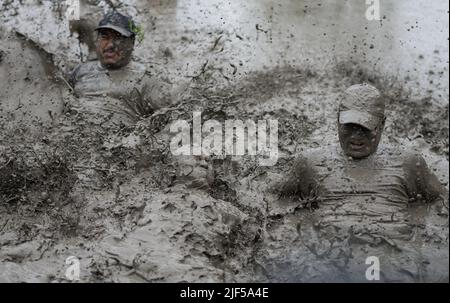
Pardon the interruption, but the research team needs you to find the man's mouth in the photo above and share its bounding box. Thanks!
[103,50,118,58]
[349,141,365,150]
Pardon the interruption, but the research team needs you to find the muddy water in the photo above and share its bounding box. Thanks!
[0,0,448,283]
[1,0,448,122]
[138,0,448,100]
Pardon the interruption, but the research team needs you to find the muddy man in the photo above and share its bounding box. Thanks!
[280,83,448,230]
[68,11,182,125]
[277,84,448,281]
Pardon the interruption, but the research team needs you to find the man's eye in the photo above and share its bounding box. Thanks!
[342,127,352,133]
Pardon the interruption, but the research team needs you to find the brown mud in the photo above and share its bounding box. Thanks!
[0,0,448,282]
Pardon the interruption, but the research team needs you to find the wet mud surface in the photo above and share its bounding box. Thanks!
[0,0,448,282]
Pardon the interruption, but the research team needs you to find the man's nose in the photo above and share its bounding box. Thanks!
[103,37,114,48]
[351,127,365,137]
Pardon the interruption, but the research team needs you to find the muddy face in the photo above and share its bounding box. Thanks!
[96,29,135,69]
[338,122,383,159]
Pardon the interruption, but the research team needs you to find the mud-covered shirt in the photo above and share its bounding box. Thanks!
[279,145,448,240]
[68,60,179,124]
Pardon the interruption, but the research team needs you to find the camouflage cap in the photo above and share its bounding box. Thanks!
[95,11,136,38]
[338,84,385,131]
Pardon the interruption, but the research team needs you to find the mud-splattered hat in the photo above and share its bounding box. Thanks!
[338,84,385,131]
[95,11,136,38]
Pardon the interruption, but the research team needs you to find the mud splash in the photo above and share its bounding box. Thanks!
[0,0,448,282]
[1,61,448,282]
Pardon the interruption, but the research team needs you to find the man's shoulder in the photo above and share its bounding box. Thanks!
[71,60,147,76]
[293,144,340,166]
[76,60,102,71]
[70,60,102,78]
[374,145,434,182]
[68,60,104,88]
[124,61,147,74]
[292,144,423,168]
[376,144,423,164]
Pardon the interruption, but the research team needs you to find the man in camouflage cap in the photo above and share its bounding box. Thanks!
[276,83,448,282]
[68,11,181,125]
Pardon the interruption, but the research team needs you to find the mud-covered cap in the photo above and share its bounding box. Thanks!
[95,11,136,38]
[338,84,385,131]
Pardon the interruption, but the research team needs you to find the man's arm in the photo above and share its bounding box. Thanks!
[140,75,174,112]
[67,64,82,90]
[138,71,189,115]
[275,155,320,199]
[404,153,448,206]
